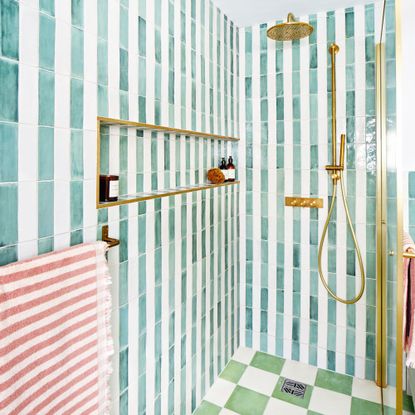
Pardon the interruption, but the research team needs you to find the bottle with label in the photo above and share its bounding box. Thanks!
[99,175,119,202]
[219,157,228,182]
[227,156,236,182]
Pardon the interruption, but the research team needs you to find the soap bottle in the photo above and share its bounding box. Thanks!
[219,157,228,181]
[227,156,236,182]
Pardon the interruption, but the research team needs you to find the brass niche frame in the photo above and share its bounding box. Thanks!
[95,116,240,209]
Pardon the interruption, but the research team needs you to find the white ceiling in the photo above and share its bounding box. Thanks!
[213,0,381,27]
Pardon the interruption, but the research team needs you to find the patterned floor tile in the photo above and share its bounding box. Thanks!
[219,409,239,415]
[264,397,307,415]
[281,359,318,385]
[238,366,279,396]
[351,376,381,404]
[225,385,269,415]
[194,348,407,415]
[350,397,381,414]
[219,360,247,383]
[315,368,353,396]
[231,347,256,365]
[250,351,285,375]
[204,378,237,407]
[271,377,313,409]
[194,401,222,415]
[308,386,352,415]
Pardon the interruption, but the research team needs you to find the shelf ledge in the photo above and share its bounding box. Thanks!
[97,116,240,142]
[97,181,240,209]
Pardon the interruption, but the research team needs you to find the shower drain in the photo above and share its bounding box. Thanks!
[281,378,307,399]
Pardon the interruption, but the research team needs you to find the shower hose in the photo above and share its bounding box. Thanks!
[317,171,366,305]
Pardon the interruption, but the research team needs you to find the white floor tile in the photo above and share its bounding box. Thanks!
[203,378,236,407]
[231,347,256,365]
[309,386,352,415]
[351,377,381,404]
[383,385,397,409]
[263,397,307,415]
[238,366,279,396]
[280,359,318,385]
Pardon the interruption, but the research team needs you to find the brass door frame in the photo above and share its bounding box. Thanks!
[375,42,387,390]
[395,0,404,413]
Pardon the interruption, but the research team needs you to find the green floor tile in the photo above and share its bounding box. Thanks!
[250,351,285,375]
[308,411,323,415]
[272,377,312,409]
[315,368,353,395]
[193,401,221,415]
[219,360,247,383]
[225,385,269,415]
[350,397,382,414]
[403,390,415,412]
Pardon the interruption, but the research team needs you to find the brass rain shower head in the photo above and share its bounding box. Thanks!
[267,13,314,41]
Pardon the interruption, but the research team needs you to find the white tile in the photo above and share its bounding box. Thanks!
[382,385,397,409]
[18,240,38,261]
[263,397,307,415]
[19,64,38,125]
[280,359,318,386]
[309,386,352,415]
[238,366,279,396]
[18,181,38,242]
[352,377,381,404]
[19,4,39,67]
[231,347,255,365]
[18,124,38,181]
[203,378,236,408]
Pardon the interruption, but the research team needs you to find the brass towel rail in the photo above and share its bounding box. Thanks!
[403,252,415,259]
[102,225,120,248]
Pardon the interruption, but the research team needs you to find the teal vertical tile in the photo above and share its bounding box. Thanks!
[71,27,84,77]
[120,48,129,91]
[0,184,18,246]
[0,245,17,265]
[71,0,84,28]
[70,78,83,129]
[0,59,18,122]
[38,69,55,126]
[37,236,53,255]
[70,180,83,230]
[1,0,19,59]
[71,130,84,179]
[39,13,55,70]
[0,122,18,182]
[38,181,54,238]
[38,127,54,181]
[97,39,108,85]
[40,0,55,16]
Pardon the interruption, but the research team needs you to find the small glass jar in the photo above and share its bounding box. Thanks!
[99,175,119,202]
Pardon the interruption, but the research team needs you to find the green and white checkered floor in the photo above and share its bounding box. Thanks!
[194,348,415,415]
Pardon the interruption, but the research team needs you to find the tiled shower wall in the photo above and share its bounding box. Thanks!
[0,0,239,414]
[238,2,386,382]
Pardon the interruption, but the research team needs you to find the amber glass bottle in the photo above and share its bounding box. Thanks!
[226,156,235,182]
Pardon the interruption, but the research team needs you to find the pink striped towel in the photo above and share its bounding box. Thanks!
[0,242,113,415]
